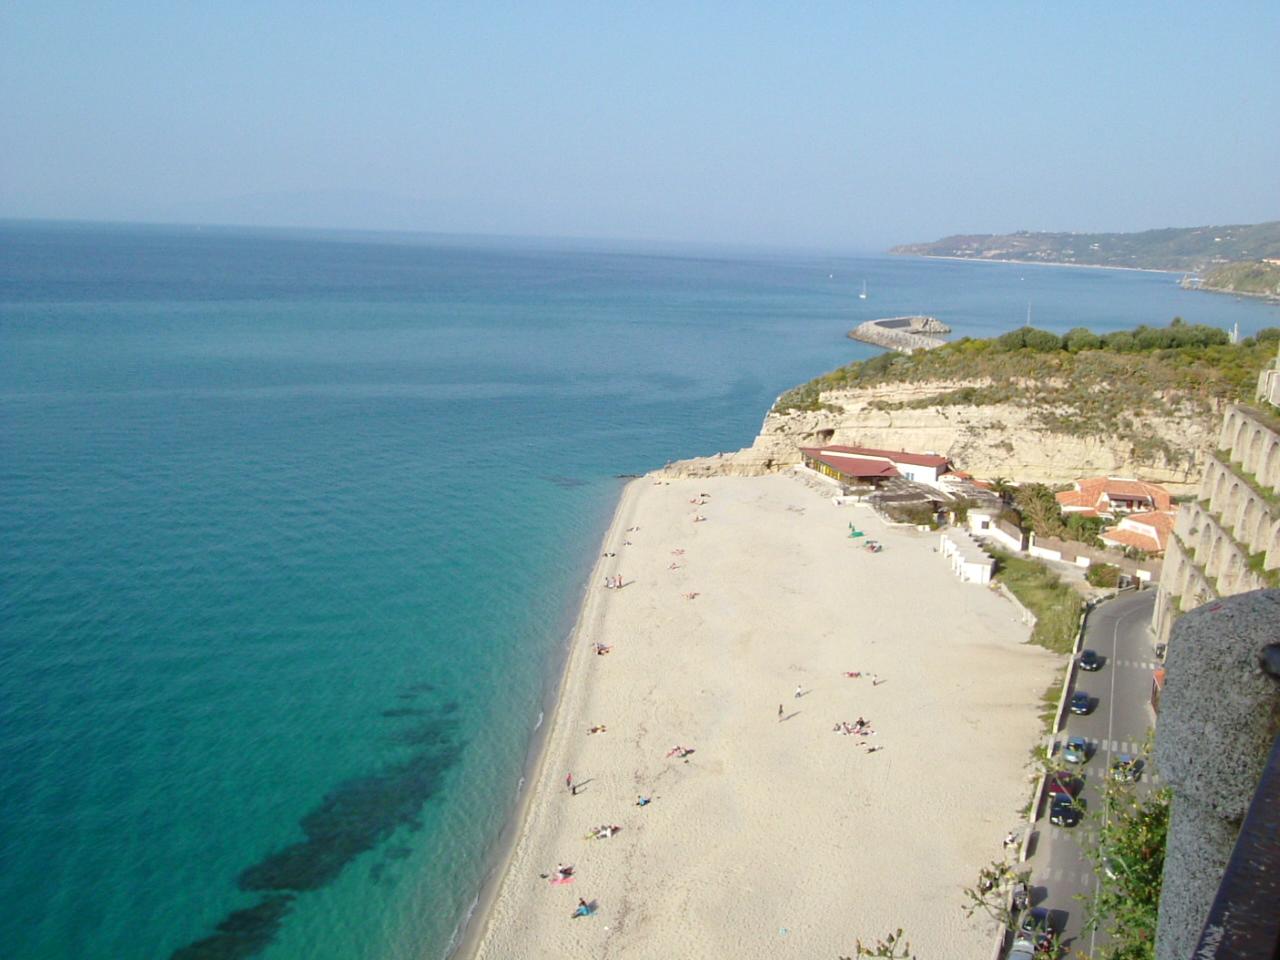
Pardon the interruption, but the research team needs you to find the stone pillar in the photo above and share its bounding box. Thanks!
[1154,590,1280,960]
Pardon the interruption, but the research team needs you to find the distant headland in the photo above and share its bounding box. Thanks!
[890,220,1280,300]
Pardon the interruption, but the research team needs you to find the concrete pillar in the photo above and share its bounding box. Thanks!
[1154,590,1280,960]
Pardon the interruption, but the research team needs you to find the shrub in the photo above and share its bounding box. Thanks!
[1086,564,1122,588]
[1064,327,1102,353]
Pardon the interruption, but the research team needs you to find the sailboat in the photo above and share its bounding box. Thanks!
[859,280,868,300]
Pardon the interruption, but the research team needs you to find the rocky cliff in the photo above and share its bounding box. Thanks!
[660,379,1220,492]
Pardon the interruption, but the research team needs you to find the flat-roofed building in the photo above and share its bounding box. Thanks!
[799,445,951,488]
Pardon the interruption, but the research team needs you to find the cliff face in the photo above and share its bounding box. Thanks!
[661,380,1219,491]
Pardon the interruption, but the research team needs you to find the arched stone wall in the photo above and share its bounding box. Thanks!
[1237,496,1261,554]
[1265,518,1280,571]
[1262,435,1280,491]
[1207,529,1232,581]
[1244,425,1266,475]
[1194,515,1215,564]
[1222,407,1247,455]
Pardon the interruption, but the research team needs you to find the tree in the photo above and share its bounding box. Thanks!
[1103,331,1137,352]
[1083,778,1170,960]
[989,476,1016,502]
[1013,483,1066,538]
[1065,511,1106,545]
[1064,327,1102,353]
[961,859,1030,928]
[1024,327,1063,352]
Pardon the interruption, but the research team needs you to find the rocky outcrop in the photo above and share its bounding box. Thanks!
[659,379,1219,490]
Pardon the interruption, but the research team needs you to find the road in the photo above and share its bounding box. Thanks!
[1022,589,1161,957]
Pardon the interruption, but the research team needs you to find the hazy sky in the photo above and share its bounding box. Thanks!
[3,2,1277,250]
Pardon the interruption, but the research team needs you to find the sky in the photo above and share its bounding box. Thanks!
[2,1,1278,251]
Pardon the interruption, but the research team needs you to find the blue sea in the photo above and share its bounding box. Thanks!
[2,221,1275,960]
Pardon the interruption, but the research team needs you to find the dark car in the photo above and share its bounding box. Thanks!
[1111,755,1144,783]
[1069,692,1092,715]
[1079,649,1102,671]
[1018,907,1053,942]
[1046,770,1082,798]
[1050,793,1084,827]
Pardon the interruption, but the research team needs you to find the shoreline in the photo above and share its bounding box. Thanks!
[460,472,1060,959]
[907,254,1184,275]
[450,479,643,960]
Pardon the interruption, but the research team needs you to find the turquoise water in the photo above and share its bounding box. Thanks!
[2,222,1276,960]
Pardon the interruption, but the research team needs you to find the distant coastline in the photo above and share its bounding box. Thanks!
[909,254,1182,276]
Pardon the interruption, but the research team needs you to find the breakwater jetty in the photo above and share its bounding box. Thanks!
[849,315,950,354]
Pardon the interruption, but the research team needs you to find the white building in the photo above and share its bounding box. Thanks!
[939,529,995,584]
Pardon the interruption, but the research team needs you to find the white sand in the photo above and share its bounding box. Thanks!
[465,474,1059,960]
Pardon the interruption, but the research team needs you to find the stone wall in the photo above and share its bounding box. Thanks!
[1154,590,1280,960]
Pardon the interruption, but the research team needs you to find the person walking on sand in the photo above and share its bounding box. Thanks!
[794,684,803,699]
[566,773,573,794]
[778,703,784,721]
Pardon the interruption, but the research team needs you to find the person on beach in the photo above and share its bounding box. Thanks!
[794,684,803,699]
[778,704,784,721]
[636,795,651,806]
[572,898,591,918]
[566,773,573,794]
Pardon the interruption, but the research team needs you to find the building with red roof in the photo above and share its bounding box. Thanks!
[1055,476,1173,519]
[1099,510,1177,555]
[799,445,952,487]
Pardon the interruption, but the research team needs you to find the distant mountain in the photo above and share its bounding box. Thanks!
[890,221,1280,272]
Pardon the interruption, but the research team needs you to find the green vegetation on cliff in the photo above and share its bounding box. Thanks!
[1199,260,1280,300]
[891,221,1280,272]
[773,321,1280,465]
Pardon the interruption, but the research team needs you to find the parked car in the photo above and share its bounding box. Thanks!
[1046,770,1082,798]
[1079,649,1102,671]
[1111,755,1144,782]
[1062,736,1089,764]
[1050,793,1084,827]
[1070,691,1092,715]
[1018,907,1053,942]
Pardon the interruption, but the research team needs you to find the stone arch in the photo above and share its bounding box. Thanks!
[1245,425,1267,475]
[1265,518,1280,571]
[1263,436,1280,492]
[1238,496,1262,553]
[1227,480,1247,526]
[1167,543,1189,591]
[1222,409,1246,454]
[1209,462,1231,512]
[1195,514,1216,563]
[1206,529,1231,580]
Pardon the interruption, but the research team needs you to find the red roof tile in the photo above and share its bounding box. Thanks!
[800,448,900,479]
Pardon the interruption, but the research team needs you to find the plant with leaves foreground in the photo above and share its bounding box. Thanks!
[962,859,1032,929]
[843,928,916,959]
[1082,777,1170,960]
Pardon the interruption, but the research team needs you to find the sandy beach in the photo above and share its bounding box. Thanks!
[464,472,1060,960]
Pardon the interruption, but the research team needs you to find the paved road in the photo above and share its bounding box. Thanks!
[1022,589,1160,957]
